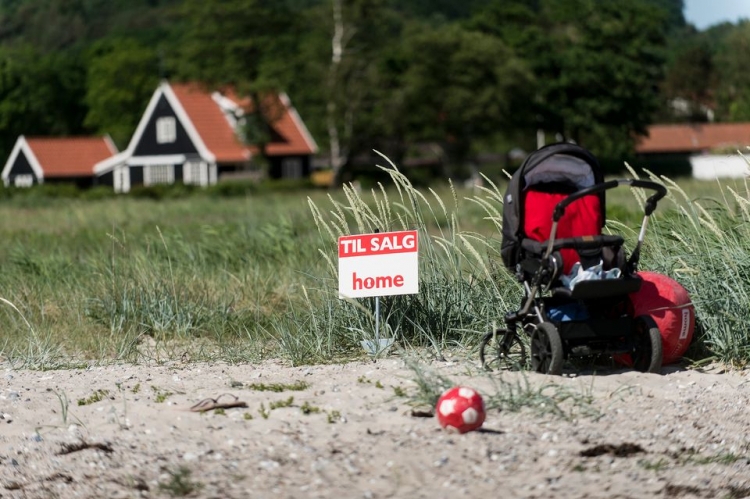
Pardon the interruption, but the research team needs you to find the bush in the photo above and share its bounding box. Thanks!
[272,155,520,364]
[128,183,198,200]
[205,179,259,197]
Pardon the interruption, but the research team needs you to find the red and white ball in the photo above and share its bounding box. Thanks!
[435,386,486,433]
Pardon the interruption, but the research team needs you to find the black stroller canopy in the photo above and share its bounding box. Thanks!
[501,143,607,269]
[523,154,596,190]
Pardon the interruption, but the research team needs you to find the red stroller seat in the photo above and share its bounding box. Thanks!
[523,188,602,274]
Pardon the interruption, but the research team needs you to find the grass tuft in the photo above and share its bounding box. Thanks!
[3,155,750,367]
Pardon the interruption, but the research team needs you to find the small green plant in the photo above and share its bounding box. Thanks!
[357,376,384,388]
[689,452,742,465]
[327,410,341,423]
[243,412,253,420]
[158,466,203,497]
[638,458,669,472]
[393,386,407,397]
[259,403,270,419]
[246,381,309,392]
[151,386,173,403]
[214,408,226,416]
[301,401,320,415]
[77,389,110,406]
[269,396,294,410]
[53,390,70,425]
[403,357,458,408]
[404,356,600,420]
[131,383,141,394]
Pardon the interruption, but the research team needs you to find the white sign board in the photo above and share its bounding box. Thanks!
[338,230,419,299]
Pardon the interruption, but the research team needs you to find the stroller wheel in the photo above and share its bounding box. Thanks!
[530,322,564,375]
[633,315,663,374]
[479,328,527,371]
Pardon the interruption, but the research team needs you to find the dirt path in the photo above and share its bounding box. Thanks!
[0,358,748,498]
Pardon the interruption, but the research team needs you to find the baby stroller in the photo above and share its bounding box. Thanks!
[479,143,667,375]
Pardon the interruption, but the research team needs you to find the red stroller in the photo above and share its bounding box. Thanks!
[480,143,667,375]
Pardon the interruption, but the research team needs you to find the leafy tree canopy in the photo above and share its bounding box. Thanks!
[0,0,747,178]
[84,38,162,149]
[399,23,533,169]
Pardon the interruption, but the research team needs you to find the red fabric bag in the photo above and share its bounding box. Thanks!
[615,271,695,366]
[630,271,695,364]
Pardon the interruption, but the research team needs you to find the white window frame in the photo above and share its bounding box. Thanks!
[114,166,130,193]
[13,174,33,187]
[209,162,217,184]
[156,116,177,144]
[281,157,303,179]
[183,160,208,186]
[144,164,174,186]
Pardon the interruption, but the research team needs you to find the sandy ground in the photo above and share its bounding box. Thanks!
[0,356,748,499]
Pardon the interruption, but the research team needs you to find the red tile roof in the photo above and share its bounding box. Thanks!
[263,95,319,156]
[170,83,251,163]
[170,82,317,162]
[636,123,750,154]
[26,137,117,177]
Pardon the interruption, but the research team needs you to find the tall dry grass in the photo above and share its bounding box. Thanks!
[2,155,750,368]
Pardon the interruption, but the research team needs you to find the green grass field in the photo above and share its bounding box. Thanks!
[2,165,750,369]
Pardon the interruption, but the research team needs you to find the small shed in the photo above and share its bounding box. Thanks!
[636,123,750,179]
[1,136,117,188]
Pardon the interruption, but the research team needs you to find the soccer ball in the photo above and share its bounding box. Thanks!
[435,386,486,433]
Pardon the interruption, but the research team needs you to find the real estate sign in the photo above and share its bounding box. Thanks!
[338,230,419,299]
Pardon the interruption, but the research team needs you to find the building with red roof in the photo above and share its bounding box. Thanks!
[635,123,750,179]
[94,81,318,193]
[1,136,117,188]
[635,123,750,155]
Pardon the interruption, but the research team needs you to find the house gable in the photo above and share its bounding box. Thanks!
[132,94,200,157]
[11,150,36,176]
[1,136,44,186]
[95,81,216,176]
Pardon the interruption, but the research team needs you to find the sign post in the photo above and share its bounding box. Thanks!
[338,229,419,355]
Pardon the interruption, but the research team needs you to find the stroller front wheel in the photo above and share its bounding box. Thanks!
[530,322,564,375]
[479,328,527,371]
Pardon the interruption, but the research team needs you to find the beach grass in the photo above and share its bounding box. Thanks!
[2,160,750,367]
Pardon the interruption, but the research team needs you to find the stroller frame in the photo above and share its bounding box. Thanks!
[480,144,667,375]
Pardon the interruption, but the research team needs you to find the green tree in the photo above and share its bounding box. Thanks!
[177,0,302,163]
[399,23,533,175]
[713,22,750,121]
[393,0,488,22]
[322,0,404,183]
[238,0,406,184]
[644,0,685,31]
[0,46,87,160]
[471,0,668,159]
[84,38,162,149]
[0,0,182,51]
[659,33,714,122]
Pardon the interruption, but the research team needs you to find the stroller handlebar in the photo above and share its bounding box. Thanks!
[552,179,667,222]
